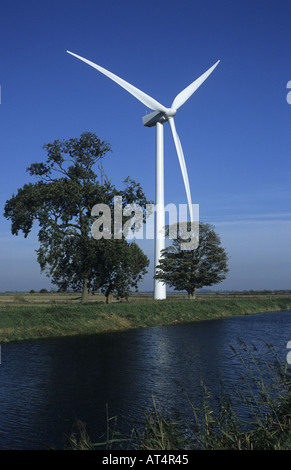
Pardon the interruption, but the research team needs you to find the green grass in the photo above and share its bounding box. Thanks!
[0,295,291,343]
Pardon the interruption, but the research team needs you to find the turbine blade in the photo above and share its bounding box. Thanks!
[172,60,220,110]
[168,117,193,223]
[67,51,167,113]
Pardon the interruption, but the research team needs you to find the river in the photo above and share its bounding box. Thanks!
[0,310,290,449]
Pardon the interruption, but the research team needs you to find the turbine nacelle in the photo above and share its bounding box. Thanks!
[142,108,176,127]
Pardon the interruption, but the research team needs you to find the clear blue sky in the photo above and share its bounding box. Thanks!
[0,0,290,292]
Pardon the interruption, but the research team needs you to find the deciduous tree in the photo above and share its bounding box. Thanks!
[154,223,229,299]
[4,132,150,302]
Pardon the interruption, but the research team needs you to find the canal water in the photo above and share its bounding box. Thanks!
[0,310,290,449]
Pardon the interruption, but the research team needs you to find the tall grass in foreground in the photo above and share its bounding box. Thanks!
[65,341,291,450]
[187,340,291,450]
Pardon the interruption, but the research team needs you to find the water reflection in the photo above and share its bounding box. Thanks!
[0,310,290,449]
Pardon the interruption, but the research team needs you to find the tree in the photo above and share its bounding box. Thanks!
[154,223,229,299]
[91,239,149,303]
[4,132,151,303]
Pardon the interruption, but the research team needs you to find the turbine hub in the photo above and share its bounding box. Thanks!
[165,108,176,118]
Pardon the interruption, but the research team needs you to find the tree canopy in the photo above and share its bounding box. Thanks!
[154,223,229,298]
[4,132,150,302]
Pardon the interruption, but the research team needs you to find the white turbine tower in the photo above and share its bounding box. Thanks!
[67,50,220,300]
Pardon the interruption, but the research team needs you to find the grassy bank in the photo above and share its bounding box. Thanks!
[1,295,291,343]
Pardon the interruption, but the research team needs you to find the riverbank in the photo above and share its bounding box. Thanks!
[1,295,291,343]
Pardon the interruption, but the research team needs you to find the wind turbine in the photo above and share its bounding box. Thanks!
[67,50,220,300]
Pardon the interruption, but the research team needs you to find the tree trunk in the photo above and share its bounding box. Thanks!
[188,287,197,300]
[105,286,113,304]
[106,292,113,304]
[81,278,89,304]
